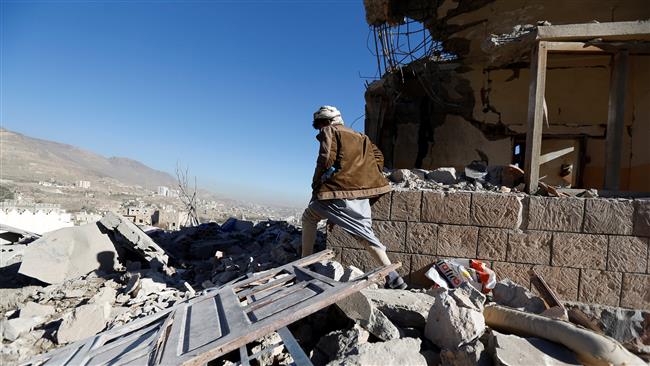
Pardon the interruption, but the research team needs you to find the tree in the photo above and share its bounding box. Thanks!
[176,163,200,227]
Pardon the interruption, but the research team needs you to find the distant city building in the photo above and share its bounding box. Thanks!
[152,209,186,230]
[0,202,73,234]
[38,181,53,187]
[76,180,91,189]
[73,211,103,226]
[123,207,153,226]
[157,186,169,197]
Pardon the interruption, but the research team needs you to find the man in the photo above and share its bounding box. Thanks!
[301,105,407,290]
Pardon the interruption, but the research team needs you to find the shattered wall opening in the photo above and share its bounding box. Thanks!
[363,0,650,192]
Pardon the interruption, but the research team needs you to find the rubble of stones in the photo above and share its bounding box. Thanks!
[2,212,648,365]
[0,215,324,364]
[385,166,599,198]
[385,166,526,194]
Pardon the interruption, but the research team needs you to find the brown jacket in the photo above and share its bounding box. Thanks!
[311,124,391,200]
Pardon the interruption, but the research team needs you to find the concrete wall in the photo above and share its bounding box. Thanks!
[363,0,650,191]
[326,191,650,310]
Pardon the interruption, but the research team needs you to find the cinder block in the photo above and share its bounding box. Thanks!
[533,265,580,301]
[608,236,649,273]
[583,199,634,235]
[507,230,552,265]
[405,222,437,254]
[421,192,471,225]
[326,225,363,249]
[371,192,391,220]
[552,233,607,269]
[437,225,479,258]
[528,196,584,232]
[410,254,437,287]
[634,199,650,237]
[477,228,508,261]
[620,273,650,310]
[373,221,406,252]
[491,262,532,288]
[578,269,622,307]
[470,193,523,229]
[390,191,421,221]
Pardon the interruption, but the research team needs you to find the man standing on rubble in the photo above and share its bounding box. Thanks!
[301,105,407,290]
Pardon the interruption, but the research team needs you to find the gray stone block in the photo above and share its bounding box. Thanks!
[552,233,608,269]
[507,230,552,265]
[608,236,649,274]
[437,224,479,258]
[405,222,437,254]
[633,199,650,237]
[477,228,508,261]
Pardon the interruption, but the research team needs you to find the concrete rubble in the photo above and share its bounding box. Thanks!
[2,212,649,365]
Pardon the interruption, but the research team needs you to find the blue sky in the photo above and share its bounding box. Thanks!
[0,0,378,207]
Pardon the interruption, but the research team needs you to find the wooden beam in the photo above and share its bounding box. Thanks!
[524,41,548,193]
[537,20,650,41]
[604,50,629,190]
[544,41,608,53]
[539,146,575,165]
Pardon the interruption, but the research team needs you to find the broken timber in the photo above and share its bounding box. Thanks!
[22,250,399,366]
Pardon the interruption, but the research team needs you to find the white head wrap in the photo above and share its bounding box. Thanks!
[313,105,344,125]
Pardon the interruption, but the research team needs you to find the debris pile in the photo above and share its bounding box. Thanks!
[2,211,648,365]
[386,164,526,194]
[0,212,323,364]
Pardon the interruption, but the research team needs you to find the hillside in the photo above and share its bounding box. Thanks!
[0,128,177,189]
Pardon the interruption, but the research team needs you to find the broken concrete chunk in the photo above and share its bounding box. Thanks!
[424,287,486,349]
[426,167,457,185]
[57,303,110,344]
[492,279,546,314]
[311,260,345,281]
[564,301,650,355]
[2,316,46,341]
[327,337,427,366]
[315,324,370,362]
[488,330,580,366]
[389,169,419,183]
[340,265,365,282]
[336,291,401,341]
[440,340,490,366]
[449,283,486,311]
[20,301,55,319]
[90,286,117,306]
[99,212,171,274]
[361,288,435,329]
[18,223,118,284]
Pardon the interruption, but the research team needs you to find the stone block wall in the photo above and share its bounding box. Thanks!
[326,191,650,310]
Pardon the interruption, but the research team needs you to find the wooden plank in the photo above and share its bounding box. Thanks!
[604,50,629,190]
[238,346,251,366]
[539,146,575,165]
[249,284,321,322]
[233,250,333,290]
[528,268,564,311]
[537,20,650,41]
[180,263,399,365]
[237,274,296,299]
[182,296,224,352]
[277,327,313,366]
[292,266,340,287]
[524,41,548,193]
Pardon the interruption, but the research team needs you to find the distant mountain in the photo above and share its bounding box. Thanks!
[0,128,177,189]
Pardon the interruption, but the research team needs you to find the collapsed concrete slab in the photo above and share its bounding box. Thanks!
[488,330,580,366]
[99,212,172,275]
[313,324,370,363]
[56,303,111,344]
[327,337,428,366]
[18,223,118,285]
[1,316,46,342]
[440,340,490,366]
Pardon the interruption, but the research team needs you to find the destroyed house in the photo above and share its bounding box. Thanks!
[362,0,650,192]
